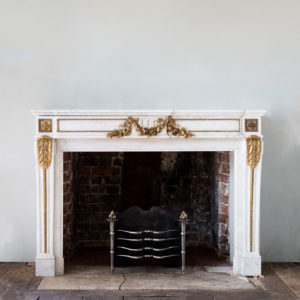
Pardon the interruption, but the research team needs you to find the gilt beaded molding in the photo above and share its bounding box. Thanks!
[246,135,262,252]
[37,135,53,253]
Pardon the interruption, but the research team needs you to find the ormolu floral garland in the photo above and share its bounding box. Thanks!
[107,116,194,138]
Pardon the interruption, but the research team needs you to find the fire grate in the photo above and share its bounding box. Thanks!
[107,206,188,274]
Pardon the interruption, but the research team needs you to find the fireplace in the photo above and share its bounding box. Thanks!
[63,152,230,261]
[63,151,231,272]
[32,110,265,276]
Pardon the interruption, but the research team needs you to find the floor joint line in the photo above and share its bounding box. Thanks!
[119,272,126,290]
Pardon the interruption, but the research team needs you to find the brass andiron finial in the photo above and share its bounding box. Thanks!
[108,210,117,220]
[179,211,188,221]
[246,135,262,252]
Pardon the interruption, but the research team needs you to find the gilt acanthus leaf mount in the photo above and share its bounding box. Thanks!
[37,136,53,170]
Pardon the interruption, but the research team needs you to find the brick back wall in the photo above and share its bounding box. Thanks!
[73,152,123,249]
[63,151,230,257]
[159,152,212,247]
[63,152,75,258]
[216,152,230,255]
[210,152,230,256]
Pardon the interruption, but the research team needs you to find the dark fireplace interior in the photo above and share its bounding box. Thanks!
[63,151,230,266]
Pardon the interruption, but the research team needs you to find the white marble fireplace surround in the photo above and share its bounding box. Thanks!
[32,110,265,277]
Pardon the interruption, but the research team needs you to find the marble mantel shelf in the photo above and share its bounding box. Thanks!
[31,109,266,117]
[32,109,265,277]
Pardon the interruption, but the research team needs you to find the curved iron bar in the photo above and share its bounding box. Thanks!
[117,246,179,252]
[117,229,177,235]
[117,254,180,259]
[117,237,178,242]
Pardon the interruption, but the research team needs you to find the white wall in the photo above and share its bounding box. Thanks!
[0,0,299,262]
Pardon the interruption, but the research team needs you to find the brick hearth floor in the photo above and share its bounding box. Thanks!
[0,262,300,299]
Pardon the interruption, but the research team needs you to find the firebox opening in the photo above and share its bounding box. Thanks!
[63,152,230,267]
